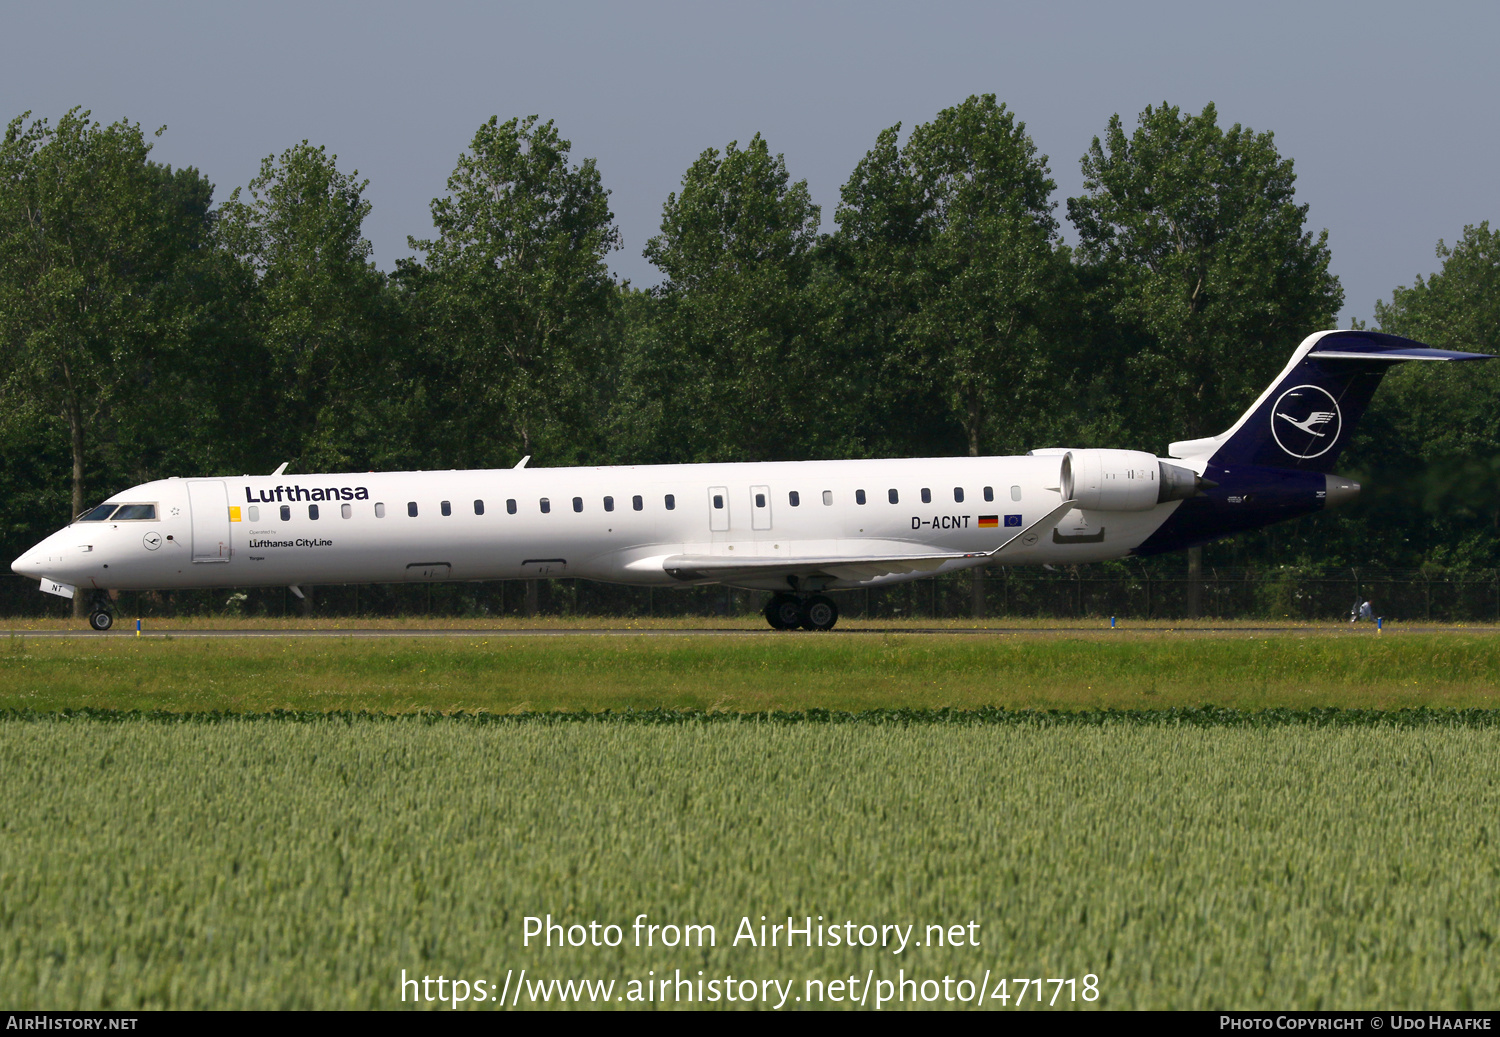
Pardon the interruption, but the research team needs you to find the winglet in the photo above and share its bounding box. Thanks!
[514,456,531,469]
[986,500,1078,562]
[271,462,289,476]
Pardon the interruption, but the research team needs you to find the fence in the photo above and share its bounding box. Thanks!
[6,565,1499,623]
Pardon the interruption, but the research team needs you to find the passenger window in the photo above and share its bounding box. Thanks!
[789,491,800,507]
[755,492,766,508]
[474,500,484,515]
[573,497,583,513]
[375,503,386,518]
[954,487,965,503]
[921,488,931,504]
[713,494,724,509]
[280,505,291,521]
[248,506,259,522]
[887,489,898,504]
[341,503,351,519]
[665,494,676,510]
[540,498,551,514]
[309,504,319,520]
[984,486,994,502]
[507,499,517,515]
[856,489,866,505]
[408,502,418,517]
[632,495,643,511]
[1011,485,1022,501]
[604,496,615,512]
[440,500,451,517]
[822,490,833,506]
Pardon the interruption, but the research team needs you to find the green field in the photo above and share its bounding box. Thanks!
[3,713,1498,1010]
[5,631,1498,1009]
[1,629,1497,712]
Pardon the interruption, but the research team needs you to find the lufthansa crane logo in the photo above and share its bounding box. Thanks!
[1271,385,1342,459]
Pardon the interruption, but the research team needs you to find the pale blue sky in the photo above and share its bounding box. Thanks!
[4,1,1495,325]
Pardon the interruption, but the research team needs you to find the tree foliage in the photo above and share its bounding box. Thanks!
[0,108,217,521]
[216,142,395,471]
[836,95,1069,457]
[1068,102,1343,446]
[6,99,1500,617]
[405,115,621,466]
[632,134,839,462]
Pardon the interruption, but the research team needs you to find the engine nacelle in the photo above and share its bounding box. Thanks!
[1060,449,1201,512]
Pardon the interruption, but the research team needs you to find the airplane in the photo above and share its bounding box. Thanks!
[10,330,1492,632]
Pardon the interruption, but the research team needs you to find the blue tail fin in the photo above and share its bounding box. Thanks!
[1167,330,1491,474]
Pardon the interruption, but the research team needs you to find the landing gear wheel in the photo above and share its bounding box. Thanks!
[800,594,839,631]
[765,593,802,630]
[88,610,114,632]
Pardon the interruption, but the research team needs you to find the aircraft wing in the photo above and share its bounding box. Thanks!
[661,501,1078,583]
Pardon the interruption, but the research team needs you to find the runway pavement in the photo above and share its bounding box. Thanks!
[1,624,1489,638]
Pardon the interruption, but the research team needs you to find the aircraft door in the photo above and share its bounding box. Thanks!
[750,485,772,531]
[186,480,231,563]
[708,486,730,532]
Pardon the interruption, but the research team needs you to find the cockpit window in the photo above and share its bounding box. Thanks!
[77,504,118,522]
[111,504,157,521]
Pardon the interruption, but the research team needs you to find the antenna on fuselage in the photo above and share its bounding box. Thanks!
[271,462,289,476]
[514,456,531,469]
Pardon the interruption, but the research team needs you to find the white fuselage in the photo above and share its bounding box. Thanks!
[13,456,1181,596]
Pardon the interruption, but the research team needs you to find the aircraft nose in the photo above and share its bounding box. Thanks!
[11,552,39,577]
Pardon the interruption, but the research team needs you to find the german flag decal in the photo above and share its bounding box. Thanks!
[978,515,999,527]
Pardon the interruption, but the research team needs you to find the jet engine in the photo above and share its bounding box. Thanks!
[1060,449,1204,511]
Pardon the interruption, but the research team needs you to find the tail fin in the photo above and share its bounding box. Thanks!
[1167,330,1492,473]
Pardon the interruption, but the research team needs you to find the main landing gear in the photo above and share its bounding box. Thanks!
[87,592,115,632]
[763,592,839,631]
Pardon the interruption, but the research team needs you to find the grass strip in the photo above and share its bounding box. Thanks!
[7,705,1500,726]
[1,631,1497,711]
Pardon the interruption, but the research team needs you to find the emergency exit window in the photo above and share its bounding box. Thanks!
[1010,485,1022,501]
[341,503,351,519]
[375,503,386,518]
[248,506,259,522]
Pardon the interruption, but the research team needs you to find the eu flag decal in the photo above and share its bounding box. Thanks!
[1004,514,1022,527]
[978,515,999,528]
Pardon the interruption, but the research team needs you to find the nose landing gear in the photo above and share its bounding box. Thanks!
[763,592,839,631]
[86,592,115,632]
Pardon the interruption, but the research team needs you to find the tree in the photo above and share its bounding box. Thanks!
[216,142,396,471]
[636,133,841,462]
[835,95,1068,459]
[404,115,620,466]
[1068,102,1342,612]
[0,109,215,528]
[1350,222,1500,566]
[1067,102,1343,448]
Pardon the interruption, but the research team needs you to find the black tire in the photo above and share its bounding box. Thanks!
[88,610,114,632]
[765,594,802,630]
[801,594,839,631]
